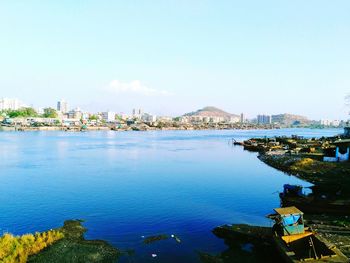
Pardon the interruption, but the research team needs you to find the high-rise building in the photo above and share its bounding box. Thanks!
[57,100,68,113]
[0,98,21,111]
[132,108,144,119]
[257,114,271,125]
[240,113,245,123]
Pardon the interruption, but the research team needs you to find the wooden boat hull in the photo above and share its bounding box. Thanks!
[273,232,349,263]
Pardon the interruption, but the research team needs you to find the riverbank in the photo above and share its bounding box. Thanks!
[2,123,329,132]
[0,220,120,263]
[237,132,350,259]
[28,220,119,263]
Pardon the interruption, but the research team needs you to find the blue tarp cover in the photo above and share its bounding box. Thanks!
[283,215,301,226]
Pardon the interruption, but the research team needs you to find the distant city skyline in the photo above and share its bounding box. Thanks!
[0,1,350,119]
[1,96,349,122]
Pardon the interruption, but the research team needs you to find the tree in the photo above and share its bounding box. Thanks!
[88,115,98,120]
[3,107,38,118]
[43,108,58,118]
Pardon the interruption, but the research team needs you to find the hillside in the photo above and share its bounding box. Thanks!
[271,114,310,125]
[183,106,239,118]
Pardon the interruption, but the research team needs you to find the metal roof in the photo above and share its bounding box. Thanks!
[274,206,303,216]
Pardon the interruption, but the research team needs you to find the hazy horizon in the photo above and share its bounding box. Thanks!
[1,1,349,119]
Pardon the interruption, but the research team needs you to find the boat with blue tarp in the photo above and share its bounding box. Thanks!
[269,206,349,262]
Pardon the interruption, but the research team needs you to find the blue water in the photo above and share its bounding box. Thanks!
[0,128,342,262]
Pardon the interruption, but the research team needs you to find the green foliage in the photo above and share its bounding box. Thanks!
[1,108,38,118]
[42,108,57,118]
[0,230,64,263]
[88,115,98,121]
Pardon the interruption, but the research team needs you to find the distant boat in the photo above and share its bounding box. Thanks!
[279,184,350,216]
[268,206,349,262]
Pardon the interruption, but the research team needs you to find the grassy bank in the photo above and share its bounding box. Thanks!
[28,220,119,263]
[0,220,119,263]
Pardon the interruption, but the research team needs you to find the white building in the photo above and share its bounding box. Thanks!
[102,111,116,122]
[57,100,68,113]
[132,108,144,119]
[68,108,82,120]
[320,119,341,127]
[225,116,240,123]
[0,98,22,111]
[142,113,157,122]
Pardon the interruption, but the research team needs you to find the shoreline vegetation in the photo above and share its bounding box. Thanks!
[0,220,120,263]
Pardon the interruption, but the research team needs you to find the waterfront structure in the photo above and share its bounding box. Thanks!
[0,98,22,111]
[257,114,271,125]
[102,111,116,122]
[57,100,68,113]
[333,140,350,162]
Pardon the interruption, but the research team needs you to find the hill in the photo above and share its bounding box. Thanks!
[271,114,310,125]
[183,106,239,118]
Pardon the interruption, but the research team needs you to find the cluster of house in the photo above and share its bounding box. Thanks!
[0,98,174,127]
[320,119,343,127]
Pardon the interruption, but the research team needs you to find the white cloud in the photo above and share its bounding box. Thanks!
[107,80,173,96]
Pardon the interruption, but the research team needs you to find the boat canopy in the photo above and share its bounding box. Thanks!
[273,207,305,236]
[274,206,303,216]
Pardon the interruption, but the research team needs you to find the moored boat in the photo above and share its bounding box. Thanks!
[269,206,349,262]
[280,184,350,215]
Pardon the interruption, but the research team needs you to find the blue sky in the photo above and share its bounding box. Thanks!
[0,1,349,119]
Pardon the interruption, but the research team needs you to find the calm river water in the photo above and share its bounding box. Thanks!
[0,128,342,262]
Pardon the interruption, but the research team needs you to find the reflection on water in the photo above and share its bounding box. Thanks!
[0,128,341,262]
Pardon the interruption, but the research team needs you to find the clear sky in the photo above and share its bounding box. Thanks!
[0,1,349,119]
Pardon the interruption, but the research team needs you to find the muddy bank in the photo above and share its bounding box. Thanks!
[258,153,350,198]
[28,220,120,263]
